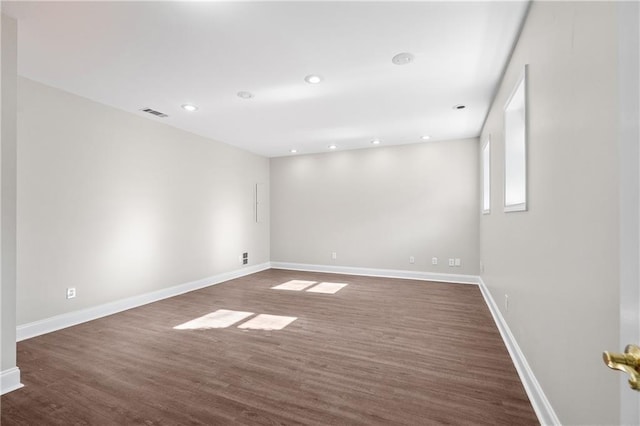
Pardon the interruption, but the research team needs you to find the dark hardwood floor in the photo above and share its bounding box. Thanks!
[1,269,538,425]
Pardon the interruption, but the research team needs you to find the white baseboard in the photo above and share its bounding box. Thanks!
[270,261,479,285]
[1,367,23,395]
[477,277,560,426]
[16,262,271,342]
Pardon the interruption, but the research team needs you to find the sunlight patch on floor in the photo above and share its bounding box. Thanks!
[174,309,254,330]
[271,280,349,294]
[237,314,298,330]
[306,282,348,294]
[271,280,317,291]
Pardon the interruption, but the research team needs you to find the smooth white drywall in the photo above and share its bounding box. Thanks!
[271,139,479,274]
[480,2,619,424]
[1,13,19,381]
[16,77,269,325]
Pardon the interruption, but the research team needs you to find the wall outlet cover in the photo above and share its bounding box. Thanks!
[66,288,76,299]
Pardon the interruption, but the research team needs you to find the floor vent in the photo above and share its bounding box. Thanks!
[140,108,168,118]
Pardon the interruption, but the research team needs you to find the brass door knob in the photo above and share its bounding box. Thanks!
[603,344,640,391]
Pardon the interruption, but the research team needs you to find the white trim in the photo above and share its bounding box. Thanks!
[617,2,640,423]
[504,202,527,213]
[270,262,479,285]
[478,277,560,426]
[503,64,529,213]
[0,367,23,395]
[482,135,491,215]
[16,262,271,342]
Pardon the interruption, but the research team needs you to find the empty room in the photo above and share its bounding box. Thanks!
[0,1,638,425]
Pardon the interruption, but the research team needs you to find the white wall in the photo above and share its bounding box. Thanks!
[16,77,269,325]
[271,139,479,275]
[1,12,21,392]
[480,2,620,424]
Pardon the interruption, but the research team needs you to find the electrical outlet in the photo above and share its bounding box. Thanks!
[331,252,337,260]
[242,252,248,265]
[448,258,455,267]
[409,256,415,264]
[505,294,509,312]
[455,258,461,267]
[66,287,76,299]
[432,257,438,265]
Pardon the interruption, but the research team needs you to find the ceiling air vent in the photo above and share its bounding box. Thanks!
[140,108,168,118]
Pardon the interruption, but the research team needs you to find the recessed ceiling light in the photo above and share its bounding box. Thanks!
[237,91,254,99]
[421,135,431,140]
[453,104,466,110]
[290,149,297,154]
[305,75,323,84]
[392,52,414,65]
[371,139,381,145]
[328,144,337,150]
[181,104,198,112]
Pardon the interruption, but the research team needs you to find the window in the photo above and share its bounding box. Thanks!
[504,65,528,212]
[482,137,491,214]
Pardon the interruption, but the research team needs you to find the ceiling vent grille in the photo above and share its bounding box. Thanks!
[140,108,168,118]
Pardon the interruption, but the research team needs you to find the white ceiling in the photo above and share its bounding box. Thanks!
[3,1,529,158]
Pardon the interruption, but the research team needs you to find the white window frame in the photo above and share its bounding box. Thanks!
[504,65,528,212]
[482,136,491,214]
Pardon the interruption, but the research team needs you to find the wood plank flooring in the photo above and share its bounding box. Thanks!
[1,269,538,425]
